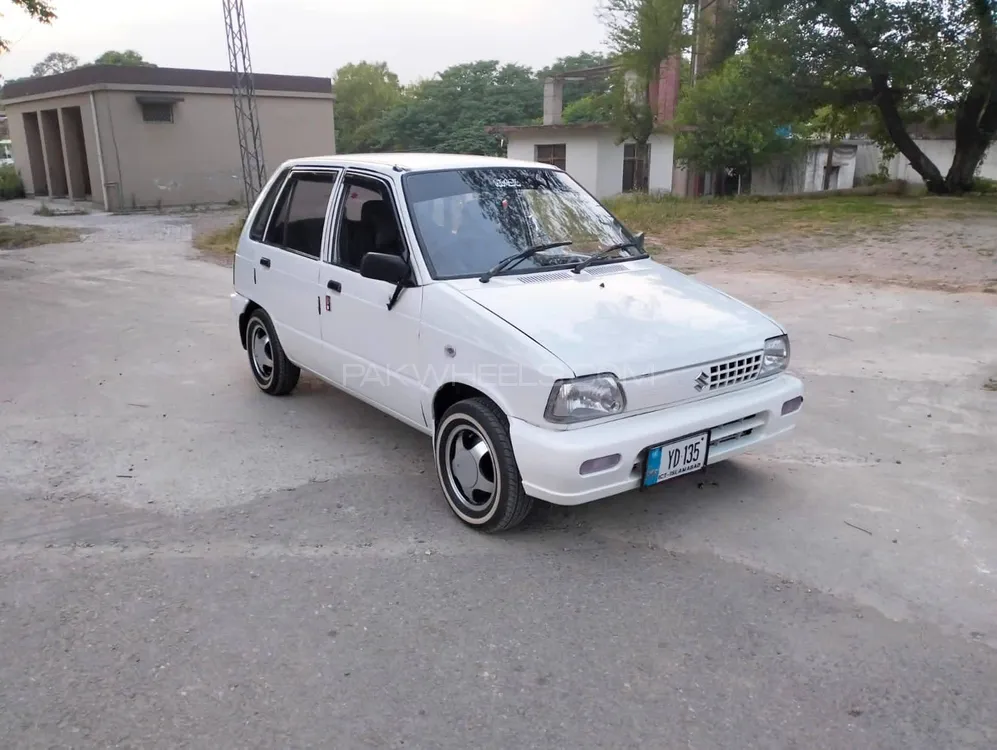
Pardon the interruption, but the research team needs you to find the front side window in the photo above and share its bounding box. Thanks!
[403,167,641,279]
[264,171,338,259]
[333,173,405,271]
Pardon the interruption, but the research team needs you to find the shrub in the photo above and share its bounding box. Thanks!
[970,177,997,194]
[859,171,891,187]
[0,165,25,200]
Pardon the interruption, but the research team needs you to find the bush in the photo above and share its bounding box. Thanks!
[858,171,891,187]
[970,177,997,194]
[0,165,25,200]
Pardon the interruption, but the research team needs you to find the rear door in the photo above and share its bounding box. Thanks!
[254,168,340,373]
[235,167,288,309]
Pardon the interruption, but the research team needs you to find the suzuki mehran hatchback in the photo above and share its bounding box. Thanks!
[231,153,804,532]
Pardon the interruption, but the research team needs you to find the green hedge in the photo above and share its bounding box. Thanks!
[0,165,25,200]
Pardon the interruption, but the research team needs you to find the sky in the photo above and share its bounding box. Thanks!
[0,0,611,82]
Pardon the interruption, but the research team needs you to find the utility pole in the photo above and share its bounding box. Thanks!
[222,0,267,208]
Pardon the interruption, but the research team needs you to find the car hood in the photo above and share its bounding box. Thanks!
[453,260,784,378]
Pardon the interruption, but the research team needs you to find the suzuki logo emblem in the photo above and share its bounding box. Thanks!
[694,372,710,391]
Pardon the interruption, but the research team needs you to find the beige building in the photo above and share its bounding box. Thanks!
[1,65,336,210]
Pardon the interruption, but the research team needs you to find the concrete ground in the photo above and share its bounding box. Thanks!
[1,201,997,749]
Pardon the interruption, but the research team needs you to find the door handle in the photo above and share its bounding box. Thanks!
[259,257,271,268]
[327,280,342,293]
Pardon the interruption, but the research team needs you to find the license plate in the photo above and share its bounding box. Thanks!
[642,431,710,487]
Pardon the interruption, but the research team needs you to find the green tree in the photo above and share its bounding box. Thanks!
[2,0,56,51]
[737,0,997,194]
[31,51,78,77]
[332,62,403,153]
[674,50,803,186]
[375,61,542,155]
[597,0,690,149]
[562,93,614,124]
[93,49,154,66]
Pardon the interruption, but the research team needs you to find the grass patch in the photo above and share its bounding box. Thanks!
[605,190,997,250]
[33,202,89,217]
[194,219,244,256]
[0,224,81,249]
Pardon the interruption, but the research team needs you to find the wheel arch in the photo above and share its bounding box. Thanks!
[238,299,263,350]
[432,381,507,433]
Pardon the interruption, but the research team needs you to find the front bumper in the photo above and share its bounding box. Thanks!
[509,373,803,506]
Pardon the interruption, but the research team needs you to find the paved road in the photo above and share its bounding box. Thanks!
[1,209,996,749]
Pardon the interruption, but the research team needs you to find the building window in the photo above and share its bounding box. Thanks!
[141,102,174,123]
[623,143,650,192]
[535,144,566,170]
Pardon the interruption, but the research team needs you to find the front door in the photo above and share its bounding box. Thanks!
[256,168,340,374]
[318,170,425,428]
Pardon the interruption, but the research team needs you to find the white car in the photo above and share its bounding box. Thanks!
[231,153,804,532]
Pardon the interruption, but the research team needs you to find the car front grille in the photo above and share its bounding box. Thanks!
[703,353,763,392]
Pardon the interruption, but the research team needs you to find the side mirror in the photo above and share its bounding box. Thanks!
[633,231,645,251]
[360,252,410,285]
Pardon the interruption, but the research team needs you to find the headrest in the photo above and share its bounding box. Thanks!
[361,199,390,224]
[375,215,400,252]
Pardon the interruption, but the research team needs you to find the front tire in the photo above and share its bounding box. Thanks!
[434,397,535,533]
[245,309,300,396]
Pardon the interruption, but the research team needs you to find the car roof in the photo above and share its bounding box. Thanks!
[280,152,558,174]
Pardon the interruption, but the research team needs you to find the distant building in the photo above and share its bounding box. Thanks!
[490,60,685,200]
[0,65,336,210]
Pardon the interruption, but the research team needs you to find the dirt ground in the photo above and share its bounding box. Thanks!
[651,215,997,293]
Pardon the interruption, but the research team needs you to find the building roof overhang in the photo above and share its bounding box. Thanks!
[1,65,334,104]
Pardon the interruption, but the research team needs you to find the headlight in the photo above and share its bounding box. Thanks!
[760,335,790,377]
[545,373,626,423]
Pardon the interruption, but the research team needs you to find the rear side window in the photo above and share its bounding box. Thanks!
[248,170,288,242]
[263,171,339,259]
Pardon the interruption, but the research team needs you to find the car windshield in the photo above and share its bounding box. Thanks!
[402,167,642,279]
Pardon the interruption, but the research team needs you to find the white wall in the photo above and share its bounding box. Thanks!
[746,137,997,196]
[752,146,859,195]
[852,139,997,184]
[505,127,675,199]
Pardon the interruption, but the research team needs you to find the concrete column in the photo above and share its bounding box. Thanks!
[543,77,564,125]
[623,70,643,108]
[59,107,90,200]
[57,108,78,201]
[21,112,49,196]
[37,114,54,197]
[39,109,69,198]
[651,56,681,124]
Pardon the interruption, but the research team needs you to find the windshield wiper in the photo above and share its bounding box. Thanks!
[570,239,640,274]
[479,240,574,282]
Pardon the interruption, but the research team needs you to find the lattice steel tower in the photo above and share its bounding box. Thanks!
[222,0,267,207]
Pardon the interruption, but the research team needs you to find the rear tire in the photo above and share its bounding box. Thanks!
[434,397,535,533]
[245,308,300,396]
